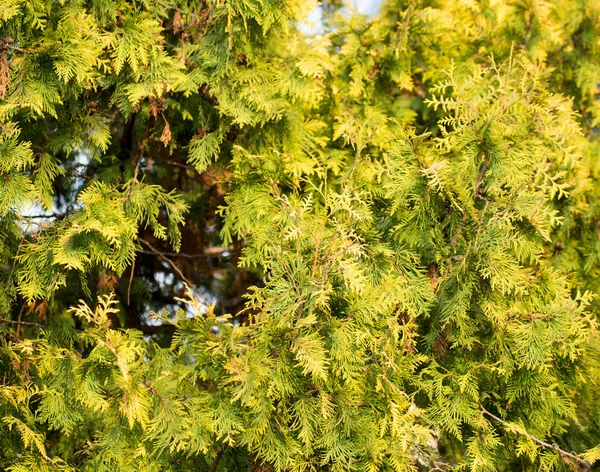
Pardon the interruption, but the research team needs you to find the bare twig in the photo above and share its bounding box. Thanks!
[125,117,153,200]
[127,260,135,306]
[135,245,236,259]
[133,119,152,182]
[481,405,591,471]
[20,212,67,220]
[15,302,25,338]
[0,317,43,327]
[165,160,195,170]
[14,221,31,259]
[138,238,193,287]
[145,381,170,418]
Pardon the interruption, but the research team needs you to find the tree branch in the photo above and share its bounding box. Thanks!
[0,318,43,327]
[127,260,135,306]
[20,212,68,220]
[136,245,236,259]
[208,448,224,472]
[165,160,195,170]
[138,238,193,287]
[481,405,591,471]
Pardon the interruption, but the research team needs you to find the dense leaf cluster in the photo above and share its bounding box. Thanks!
[1,0,600,470]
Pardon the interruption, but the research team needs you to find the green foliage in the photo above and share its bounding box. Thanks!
[1,0,600,471]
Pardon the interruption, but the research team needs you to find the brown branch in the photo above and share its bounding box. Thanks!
[145,381,170,419]
[208,448,224,472]
[127,260,135,306]
[481,405,591,471]
[20,212,68,220]
[429,461,448,472]
[124,116,152,201]
[14,221,31,259]
[0,317,43,327]
[135,245,236,259]
[131,156,143,187]
[15,302,25,338]
[138,238,193,288]
[133,119,152,182]
[165,160,195,170]
[66,171,92,181]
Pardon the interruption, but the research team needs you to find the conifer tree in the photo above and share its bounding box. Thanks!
[1,0,600,471]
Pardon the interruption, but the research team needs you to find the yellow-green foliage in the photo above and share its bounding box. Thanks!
[1,0,600,471]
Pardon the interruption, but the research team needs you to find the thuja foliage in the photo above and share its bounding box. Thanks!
[1,0,600,470]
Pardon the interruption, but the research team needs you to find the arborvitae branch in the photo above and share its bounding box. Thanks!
[481,406,592,471]
[1,0,600,470]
